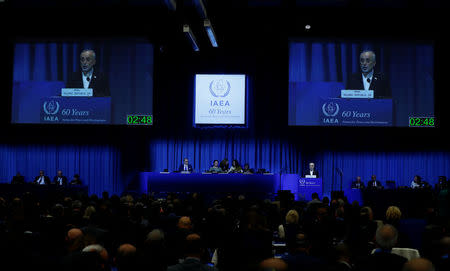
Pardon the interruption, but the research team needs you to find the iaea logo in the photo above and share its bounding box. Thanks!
[299,179,306,186]
[209,79,231,98]
[322,102,340,117]
[43,100,60,115]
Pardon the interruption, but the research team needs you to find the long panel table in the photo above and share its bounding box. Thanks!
[0,184,88,200]
[138,173,323,201]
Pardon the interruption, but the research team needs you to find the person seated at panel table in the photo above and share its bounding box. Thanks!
[178,158,194,173]
[243,163,255,174]
[208,160,223,173]
[351,176,365,189]
[65,49,110,97]
[411,175,431,189]
[219,158,229,172]
[53,170,68,186]
[69,174,82,185]
[33,170,51,185]
[11,172,25,184]
[228,159,243,173]
[367,175,383,189]
[346,50,392,99]
[303,162,319,178]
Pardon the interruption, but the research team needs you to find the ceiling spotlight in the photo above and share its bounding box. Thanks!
[305,24,311,30]
[183,25,200,52]
[204,19,218,47]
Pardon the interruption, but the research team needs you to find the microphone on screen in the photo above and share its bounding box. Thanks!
[367,78,371,84]
[86,77,90,82]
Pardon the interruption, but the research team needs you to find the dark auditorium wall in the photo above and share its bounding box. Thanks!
[0,5,448,195]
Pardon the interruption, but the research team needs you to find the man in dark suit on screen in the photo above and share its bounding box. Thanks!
[304,162,319,178]
[65,49,110,97]
[346,50,392,99]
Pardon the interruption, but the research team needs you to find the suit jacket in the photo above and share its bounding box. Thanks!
[367,180,383,188]
[66,71,110,97]
[346,72,392,99]
[11,175,25,184]
[304,170,320,178]
[352,181,365,189]
[356,251,407,271]
[34,175,51,185]
[53,175,68,185]
[167,258,218,271]
[178,164,193,172]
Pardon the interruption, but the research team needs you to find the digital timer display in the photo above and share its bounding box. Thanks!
[127,115,153,125]
[408,117,435,127]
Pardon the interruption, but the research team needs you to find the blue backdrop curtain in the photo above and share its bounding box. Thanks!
[0,144,122,196]
[318,151,450,192]
[148,135,301,174]
[289,40,434,126]
[13,40,154,124]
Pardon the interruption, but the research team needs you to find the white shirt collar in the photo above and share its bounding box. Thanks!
[82,69,94,89]
[362,70,374,80]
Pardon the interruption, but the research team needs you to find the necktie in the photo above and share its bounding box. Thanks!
[86,76,90,82]
[58,177,62,185]
[367,78,371,83]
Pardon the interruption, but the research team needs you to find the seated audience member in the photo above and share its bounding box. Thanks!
[80,244,109,271]
[114,244,137,271]
[219,158,229,172]
[306,193,322,209]
[66,228,85,254]
[242,163,254,174]
[356,224,407,271]
[11,172,25,184]
[70,174,82,185]
[349,206,378,257]
[208,160,223,173]
[367,175,383,189]
[281,233,327,271]
[436,236,450,271]
[402,258,435,271]
[167,233,218,271]
[331,243,353,271]
[278,210,302,248]
[178,158,193,173]
[228,159,243,173]
[33,170,51,185]
[259,258,288,271]
[53,170,68,186]
[139,229,168,271]
[352,176,365,189]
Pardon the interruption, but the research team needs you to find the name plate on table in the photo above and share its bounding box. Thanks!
[341,90,374,99]
[61,88,93,97]
[305,175,317,178]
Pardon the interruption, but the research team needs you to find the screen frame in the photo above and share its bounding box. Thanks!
[193,73,248,128]
[287,37,436,128]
